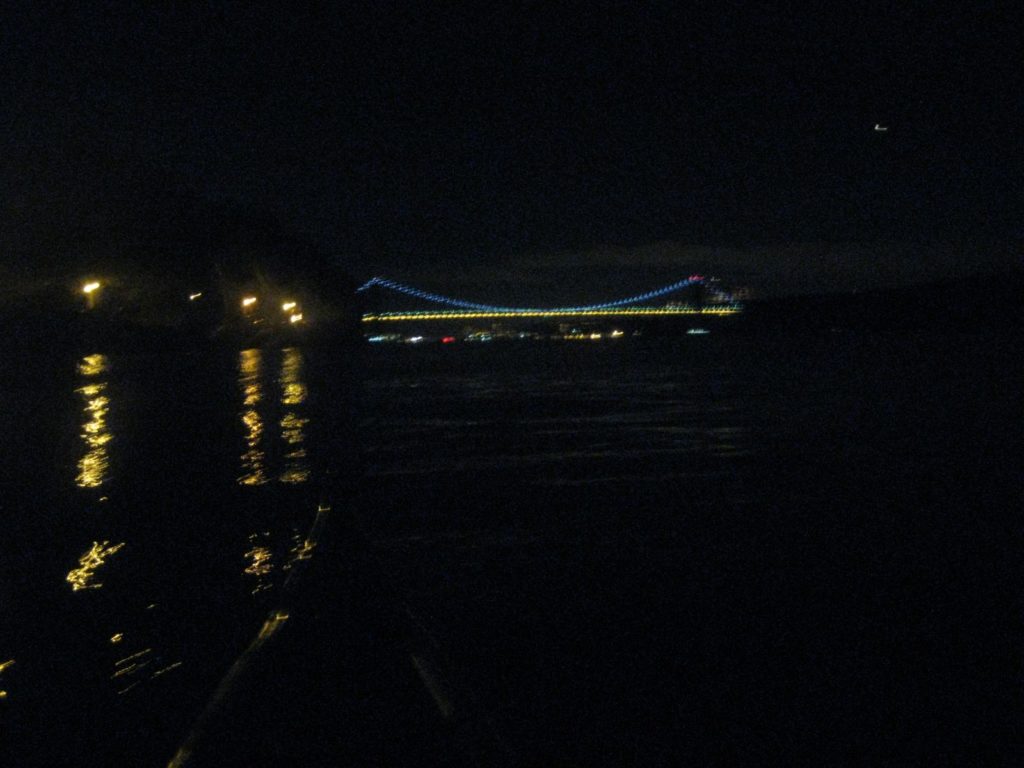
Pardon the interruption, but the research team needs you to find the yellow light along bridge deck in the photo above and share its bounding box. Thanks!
[363,306,742,322]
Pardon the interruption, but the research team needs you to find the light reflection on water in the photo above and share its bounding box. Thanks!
[0,658,13,701]
[278,347,310,484]
[3,343,336,765]
[243,533,275,595]
[287,534,316,564]
[241,529,319,596]
[109,645,184,696]
[234,347,315,610]
[237,348,311,486]
[75,354,112,488]
[66,541,125,591]
[238,349,268,486]
[77,353,106,378]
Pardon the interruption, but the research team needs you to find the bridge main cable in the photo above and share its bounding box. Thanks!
[356,275,706,313]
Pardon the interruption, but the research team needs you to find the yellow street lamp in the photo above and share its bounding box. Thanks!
[82,281,101,309]
[241,296,257,309]
[281,301,297,312]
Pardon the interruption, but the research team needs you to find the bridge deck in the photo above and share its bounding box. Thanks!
[363,306,742,322]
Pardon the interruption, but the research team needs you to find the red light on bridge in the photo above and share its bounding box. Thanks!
[441,336,456,344]
[689,274,704,281]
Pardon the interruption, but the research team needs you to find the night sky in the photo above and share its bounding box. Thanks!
[4,3,1021,298]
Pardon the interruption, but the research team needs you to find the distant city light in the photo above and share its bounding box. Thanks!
[189,292,203,301]
[82,281,101,294]
[874,124,889,132]
[242,296,257,308]
[289,313,304,324]
[282,301,297,311]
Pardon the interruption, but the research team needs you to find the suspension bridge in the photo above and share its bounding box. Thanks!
[357,276,742,323]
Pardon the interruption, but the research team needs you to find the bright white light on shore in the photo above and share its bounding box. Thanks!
[82,281,101,294]
[242,296,257,308]
[282,301,297,311]
[189,292,202,301]
[289,313,303,324]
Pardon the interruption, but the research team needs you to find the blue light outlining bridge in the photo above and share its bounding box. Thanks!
[358,276,741,321]
[359,275,707,313]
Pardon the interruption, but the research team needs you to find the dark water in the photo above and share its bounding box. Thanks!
[2,332,1021,765]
